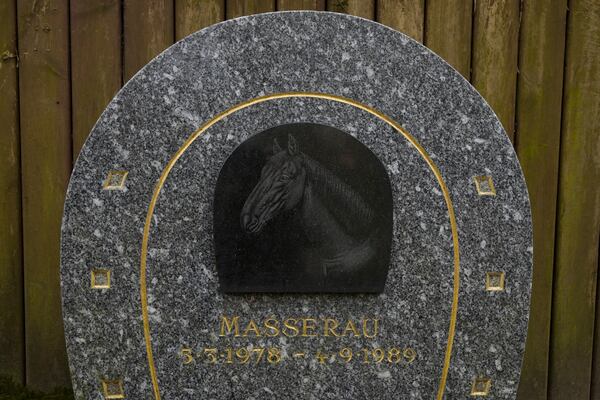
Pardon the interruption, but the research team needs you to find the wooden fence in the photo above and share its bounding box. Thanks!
[0,0,599,398]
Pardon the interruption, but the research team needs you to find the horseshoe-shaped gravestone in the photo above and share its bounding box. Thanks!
[61,11,532,400]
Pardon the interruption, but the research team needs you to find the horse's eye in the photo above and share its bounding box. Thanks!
[280,174,290,181]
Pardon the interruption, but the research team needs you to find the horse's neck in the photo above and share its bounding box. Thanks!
[297,156,375,256]
[299,184,356,255]
[300,155,374,235]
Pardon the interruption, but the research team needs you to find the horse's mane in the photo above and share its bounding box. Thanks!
[301,155,375,234]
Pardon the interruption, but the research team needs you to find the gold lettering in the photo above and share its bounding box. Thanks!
[180,348,193,364]
[219,316,240,337]
[302,318,317,337]
[343,320,361,337]
[264,318,280,337]
[363,319,380,339]
[218,315,381,339]
[324,318,340,337]
[282,318,299,337]
[242,319,262,337]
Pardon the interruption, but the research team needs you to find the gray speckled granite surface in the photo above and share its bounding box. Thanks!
[60,11,532,399]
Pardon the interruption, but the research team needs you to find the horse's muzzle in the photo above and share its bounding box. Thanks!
[241,213,261,233]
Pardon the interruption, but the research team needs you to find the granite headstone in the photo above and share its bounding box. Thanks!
[60,11,533,399]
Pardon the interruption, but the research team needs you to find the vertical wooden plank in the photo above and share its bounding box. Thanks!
[17,0,71,390]
[175,0,225,40]
[327,0,375,19]
[514,2,568,399]
[0,0,24,385]
[471,0,520,141]
[424,0,473,78]
[71,0,122,159]
[123,0,174,82]
[549,0,600,398]
[376,0,425,42]
[277,0,324,10]
[226,0,275,19]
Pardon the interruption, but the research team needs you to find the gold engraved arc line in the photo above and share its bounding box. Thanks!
[140,92,461,400]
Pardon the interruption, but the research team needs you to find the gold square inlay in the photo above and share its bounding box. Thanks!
[473,175,496,196]
[103,170,128,190]
[91,269,111,289]
[101,379,125,399]
[471,377,491,396]
[486,272,505,291]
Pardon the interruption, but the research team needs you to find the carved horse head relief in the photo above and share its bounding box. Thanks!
[241,135,306,233]
[215,126,392,293]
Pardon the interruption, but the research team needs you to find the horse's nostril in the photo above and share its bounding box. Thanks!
[241,214,251,228]
[241,214,260,232]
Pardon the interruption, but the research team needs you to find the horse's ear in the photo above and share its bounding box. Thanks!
[288,134,299,155]
[273,138,282,154]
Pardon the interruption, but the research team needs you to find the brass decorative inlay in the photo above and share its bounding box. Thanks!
[103,170,128,190]
[486,272,505,291]
[139,92,461,400]
[101,378,125,399]
[470,377,491,396]
[473,175,496,196]
[91,269,111,289]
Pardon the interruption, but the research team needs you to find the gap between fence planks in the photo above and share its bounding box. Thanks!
[16,0,71,390]
[0,0,24,385]
[593,243,600,399]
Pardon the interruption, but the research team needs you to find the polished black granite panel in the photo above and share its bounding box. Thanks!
[214,123,393,293]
